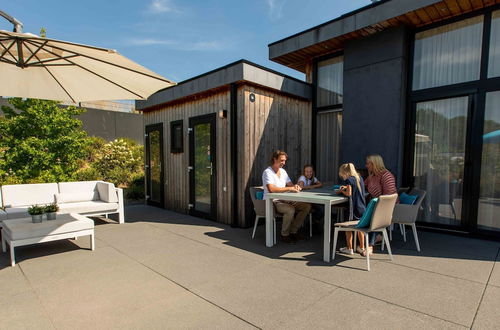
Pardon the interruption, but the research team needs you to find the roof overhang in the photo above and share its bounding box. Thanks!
[269,0,500,72]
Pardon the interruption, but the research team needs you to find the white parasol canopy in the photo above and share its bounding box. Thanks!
[0,30,175,102]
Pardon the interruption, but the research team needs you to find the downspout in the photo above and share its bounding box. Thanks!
[230,83,239,227]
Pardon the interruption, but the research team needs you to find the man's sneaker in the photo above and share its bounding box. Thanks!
[290,232,306,241]
[339,247,354,255]
[281,235,296,244]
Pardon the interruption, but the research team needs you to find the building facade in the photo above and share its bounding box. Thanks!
[269,0,500,237]
[137,60,311,226]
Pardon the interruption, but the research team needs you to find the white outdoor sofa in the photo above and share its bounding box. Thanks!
[0,181,124,224]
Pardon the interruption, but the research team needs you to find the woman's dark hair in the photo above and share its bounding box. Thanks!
[270,150,288,165]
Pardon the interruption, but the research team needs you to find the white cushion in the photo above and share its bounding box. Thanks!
[58,201,119,214]
[96,182,118,203]
[58,181,100,200]
[5,207,29,219]
[2,183,58,207]
[0,210,7,221]
[2,213,94,240]
[55,192,96,204]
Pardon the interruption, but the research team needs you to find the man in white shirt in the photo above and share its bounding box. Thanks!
[262,150,311,243]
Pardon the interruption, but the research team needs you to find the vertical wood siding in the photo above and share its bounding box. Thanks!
[237,85,311,226]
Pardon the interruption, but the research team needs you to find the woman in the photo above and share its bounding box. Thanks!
[364,154,398,255]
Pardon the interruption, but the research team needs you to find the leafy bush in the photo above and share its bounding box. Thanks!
[28,205,44,215]
[125,174,145,200]
[0,98,89,184]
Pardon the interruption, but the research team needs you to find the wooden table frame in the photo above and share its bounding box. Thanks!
[265,188,348,262]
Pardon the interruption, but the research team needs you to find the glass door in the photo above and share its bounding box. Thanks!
[189,114,216,219]
[145,123,164,207]
[413,96,469,227]
[477,91,500,232]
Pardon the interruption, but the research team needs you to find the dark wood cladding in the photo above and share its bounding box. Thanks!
[274,0,500,72]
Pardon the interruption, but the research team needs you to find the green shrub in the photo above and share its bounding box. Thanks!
[125,175,145,200]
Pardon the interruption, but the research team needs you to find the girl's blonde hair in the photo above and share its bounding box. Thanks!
[366,154,387,176]
[339,163,361,192]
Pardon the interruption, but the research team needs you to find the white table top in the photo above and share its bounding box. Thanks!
[265,187,348,205]
[2,213,93,232]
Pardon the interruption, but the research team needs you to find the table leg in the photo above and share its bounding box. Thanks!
[90,233,95,251]
[323,201,332,262]
[265,198,273,247]
[1,232,5,253]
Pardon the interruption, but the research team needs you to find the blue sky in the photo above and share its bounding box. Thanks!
[1,0,371,82]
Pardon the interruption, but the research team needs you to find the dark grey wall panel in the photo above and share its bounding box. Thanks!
[342,27,409,184]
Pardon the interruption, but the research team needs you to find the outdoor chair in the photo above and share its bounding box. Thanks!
[332,193,398,271]
[250,186,312,243]
[384,188,427,252]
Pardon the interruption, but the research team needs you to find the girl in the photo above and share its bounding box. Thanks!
[337,163,367,255]
[297,165,322,190]
[297,165,323,227]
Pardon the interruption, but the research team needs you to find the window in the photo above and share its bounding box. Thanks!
[488,10,500,77]
[413,16,483,90]
[316,56,343,107]
[316,111,342,182]
[170,120,183,153]
[478,91,500,232]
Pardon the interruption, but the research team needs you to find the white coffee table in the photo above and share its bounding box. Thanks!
[1,213,95,266]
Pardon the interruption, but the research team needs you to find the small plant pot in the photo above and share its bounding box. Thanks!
[46,212,57,220]
[31,214,43,223]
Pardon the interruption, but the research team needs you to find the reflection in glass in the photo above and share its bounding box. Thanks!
[194,123,211,214]
[317,56,343,107]
[149,130,161,203]
[488,10,500,77]
[316,111,342,182]
[478,91,500,231]
[414,97,468,225]
[413,16,483,90]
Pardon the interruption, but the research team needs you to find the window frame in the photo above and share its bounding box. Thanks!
[170,120,184,153]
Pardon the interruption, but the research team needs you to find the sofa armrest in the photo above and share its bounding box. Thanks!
[116,187,125,224]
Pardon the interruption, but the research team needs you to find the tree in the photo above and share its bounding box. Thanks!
[0,98,90,183]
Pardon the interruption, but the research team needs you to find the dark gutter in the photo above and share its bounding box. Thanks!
[230,83,239,227]
[268,0,392,47]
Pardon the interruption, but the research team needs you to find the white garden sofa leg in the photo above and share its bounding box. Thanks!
[116,188,125,224]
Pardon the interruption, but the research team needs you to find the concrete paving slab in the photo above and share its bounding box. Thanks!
[192,263,337,329]
[269,252,483,327]
[388,245,496,284]
[488,250,500,287]
[23,248,190,328]
[0,291,54,329]
[0,256,32,298]
[282,287,466,329]
[472,285,500,329]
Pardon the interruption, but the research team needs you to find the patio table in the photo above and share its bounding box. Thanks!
[265,188,348,262]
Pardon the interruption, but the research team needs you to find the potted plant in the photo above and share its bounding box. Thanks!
[44,203,59,220]
[28,205,44,223]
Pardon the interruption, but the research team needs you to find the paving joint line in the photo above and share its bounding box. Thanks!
[471,246,500,329]
[107,244,261,330]
[18,264,58,330]
[268,262,469,328]
[376,256,491,286]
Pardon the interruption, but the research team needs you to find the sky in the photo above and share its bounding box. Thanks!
[1,0,372,82]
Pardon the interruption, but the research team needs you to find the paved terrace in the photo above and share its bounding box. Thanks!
[0,205,499,329]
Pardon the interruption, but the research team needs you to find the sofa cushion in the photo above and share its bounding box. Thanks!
[5,207,29,219]
[2,183,58,207]
[2,213,94,240]
[0,209,7,221]
[58,201,119,214]
[97,182,118,203]
[58,181,100,200]
[55,192,97,204]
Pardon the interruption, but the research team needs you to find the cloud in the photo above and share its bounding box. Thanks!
[146,0,174,14]
[124,38,225,51]
[266,0,286,20]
